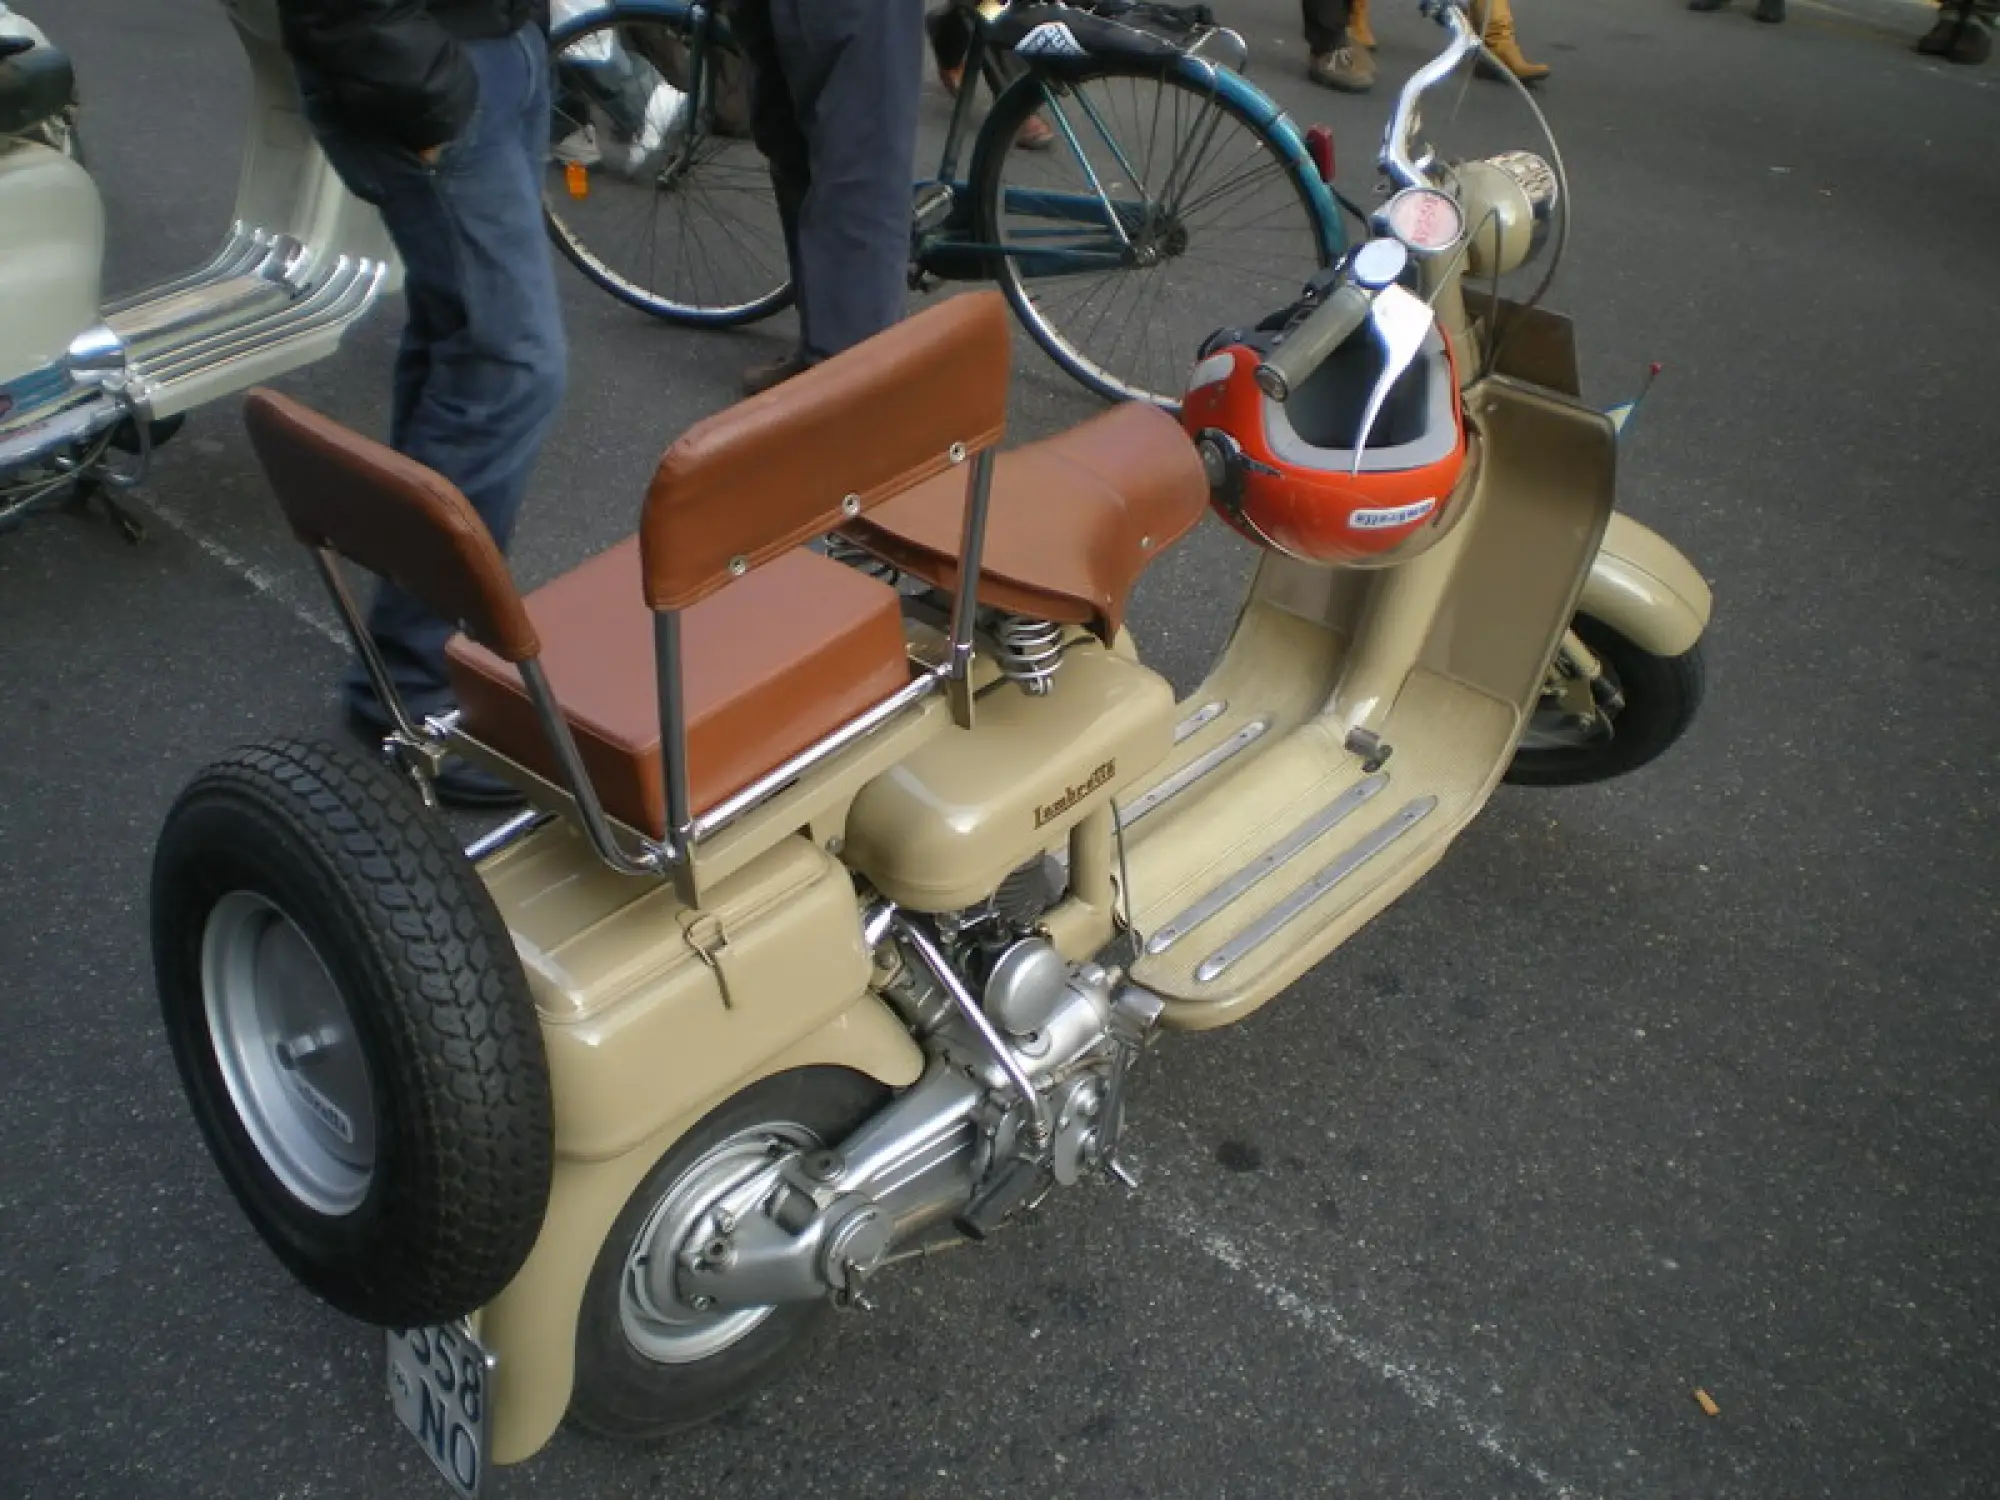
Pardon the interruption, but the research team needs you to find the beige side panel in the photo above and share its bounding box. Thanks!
[0,148,100,386]
[482,998,922,1466]
[1421,378,1619,710]
[484,824,885,1161]
[843,646,1175,911]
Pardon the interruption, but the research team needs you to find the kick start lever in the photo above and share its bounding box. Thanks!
[1094,984,1166,1190]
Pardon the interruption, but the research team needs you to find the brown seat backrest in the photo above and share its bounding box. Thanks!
[640,290,1011,611]
[242,387,541,664]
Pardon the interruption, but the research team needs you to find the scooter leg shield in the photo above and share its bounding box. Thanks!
[1579,512,1714,660]
[481,998,924,1466]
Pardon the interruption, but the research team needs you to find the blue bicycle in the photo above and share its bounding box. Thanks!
[545,0,1358,407]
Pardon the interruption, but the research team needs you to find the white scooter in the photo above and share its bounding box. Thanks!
[0,0,397,536]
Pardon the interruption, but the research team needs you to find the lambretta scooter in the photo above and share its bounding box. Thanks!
[148,3,1712,1494]
[0,0,395,536]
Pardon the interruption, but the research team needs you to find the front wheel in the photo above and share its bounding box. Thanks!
[1505,614,1707,786]
[569,1067,890,1440]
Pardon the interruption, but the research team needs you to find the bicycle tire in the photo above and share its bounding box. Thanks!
[972,56,1338,409]
[545,7,792,328]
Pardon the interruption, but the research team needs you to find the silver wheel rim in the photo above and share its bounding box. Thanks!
[201,892,377,1217]
[619,1121,821,1364]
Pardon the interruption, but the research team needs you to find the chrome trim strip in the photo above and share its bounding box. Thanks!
[1173,699,1228,743]
[688,666,943,843]
[1145,774,1389,955]
[101,222,262,315]
[137,259,386,386]
[111,274,291,351]
[1193,796,1437,984]
[1116,716,1272,832]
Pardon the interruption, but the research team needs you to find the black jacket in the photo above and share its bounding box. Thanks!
[276,0,547,154]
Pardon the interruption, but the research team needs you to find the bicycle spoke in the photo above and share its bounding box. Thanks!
[545,18,789,323]
[988,63,1328,406]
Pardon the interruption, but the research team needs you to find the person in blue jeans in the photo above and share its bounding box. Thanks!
[276,0,567,808]
[727,0,926,396]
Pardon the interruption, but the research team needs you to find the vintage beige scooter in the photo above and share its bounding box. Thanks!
[0,0,394,534]
[148,4,1711,1494]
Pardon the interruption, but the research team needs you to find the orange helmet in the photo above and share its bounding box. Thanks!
[1181,300,1470,568]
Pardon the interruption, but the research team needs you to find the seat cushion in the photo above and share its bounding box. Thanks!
[445,543,910,837]
[836,402,1210,642]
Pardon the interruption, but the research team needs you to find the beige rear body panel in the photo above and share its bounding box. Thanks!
[473,825,922,1461]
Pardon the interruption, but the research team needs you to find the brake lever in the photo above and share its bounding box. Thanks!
[1350,283,1436,475]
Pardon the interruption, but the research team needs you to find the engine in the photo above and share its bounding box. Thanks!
[668,866,1162,1319]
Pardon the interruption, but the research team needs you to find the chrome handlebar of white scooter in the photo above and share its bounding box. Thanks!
[1380,0,1483,190]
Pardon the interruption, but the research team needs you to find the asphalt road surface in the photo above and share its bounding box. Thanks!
[3,1,1996,1497]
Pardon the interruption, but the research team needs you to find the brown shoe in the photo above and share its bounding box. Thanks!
[1349,0,1378,49]
[741,349,812,397]
[1473,0,1551,82]
[1308,46,1376,93]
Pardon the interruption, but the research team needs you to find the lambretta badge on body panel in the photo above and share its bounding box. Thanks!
[1035,760,1117,828]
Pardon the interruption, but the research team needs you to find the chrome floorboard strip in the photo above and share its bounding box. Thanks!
[1116,716,1271,833]
[1173,699,1227,743]
[1193,796,1438,984]
[1146,774,1389,956]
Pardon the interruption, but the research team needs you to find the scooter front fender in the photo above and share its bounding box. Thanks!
[1578,512,1712,659]
[480,994,923,1466]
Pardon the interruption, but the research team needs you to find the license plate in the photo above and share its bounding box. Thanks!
[387,1323,496,1498]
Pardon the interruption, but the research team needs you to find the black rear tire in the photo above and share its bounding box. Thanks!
[151,738,553,1327]
[1505,614,1707,787]
[569,1067,890,1441]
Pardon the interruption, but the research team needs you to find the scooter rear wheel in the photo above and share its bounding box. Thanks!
[1505,613,1707,786]
[151,738,553,1328]
[569,1067,889,1441]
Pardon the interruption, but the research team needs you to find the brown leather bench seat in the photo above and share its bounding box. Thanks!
[445,543,909,838]
[838,401,1210,643]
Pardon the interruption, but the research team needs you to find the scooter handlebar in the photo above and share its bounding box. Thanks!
[1254,283,1375,402]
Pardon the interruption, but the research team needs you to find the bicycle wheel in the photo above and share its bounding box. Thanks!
[973,59,1337,409]
[546,9,791,327]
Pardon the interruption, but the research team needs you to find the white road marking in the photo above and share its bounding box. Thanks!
[138,495,348,649]
[1142,1177,1592,1499]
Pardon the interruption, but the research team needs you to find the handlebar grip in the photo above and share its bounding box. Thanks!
[1254,284,1374,402]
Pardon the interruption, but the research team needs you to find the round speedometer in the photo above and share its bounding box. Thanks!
[1381,187,1465,257]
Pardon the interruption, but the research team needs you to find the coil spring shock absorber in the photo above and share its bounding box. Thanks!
[991,614,1064,695]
